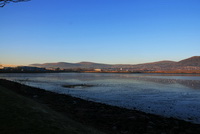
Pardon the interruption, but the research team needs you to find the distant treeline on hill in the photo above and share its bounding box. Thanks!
[0,66,47,73]
[0,66,93,73]
[1,66,200,74]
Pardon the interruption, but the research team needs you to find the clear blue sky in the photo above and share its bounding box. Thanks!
[0,0,200,65]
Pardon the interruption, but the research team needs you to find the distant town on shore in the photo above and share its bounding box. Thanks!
[1,56,200,74]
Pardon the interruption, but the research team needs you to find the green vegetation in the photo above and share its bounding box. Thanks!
[0,85,104,134]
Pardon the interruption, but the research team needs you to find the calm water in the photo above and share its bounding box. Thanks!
[1,73,200,123]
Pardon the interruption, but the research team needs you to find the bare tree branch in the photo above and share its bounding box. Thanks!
[0,0,30,7]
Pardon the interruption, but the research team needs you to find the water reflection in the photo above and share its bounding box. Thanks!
[1,73,200,123]
[133,77,200,90]
[1,73,200,90]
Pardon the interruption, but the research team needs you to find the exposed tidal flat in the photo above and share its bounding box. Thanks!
[0,82,104,134]
[1,73,200,124]
[1,79,200,134]
[1,73,200,133]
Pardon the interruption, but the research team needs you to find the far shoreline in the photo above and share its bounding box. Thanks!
[1,71,200,75]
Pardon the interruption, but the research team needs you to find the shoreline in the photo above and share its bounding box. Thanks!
[1,70,200,75]
[1,79,200,134]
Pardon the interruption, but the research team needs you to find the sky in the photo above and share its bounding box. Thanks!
[0,0,200,65]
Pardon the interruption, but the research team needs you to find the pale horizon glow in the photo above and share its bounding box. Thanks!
[0,0,200,65]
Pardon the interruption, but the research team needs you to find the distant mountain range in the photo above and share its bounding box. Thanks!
[30,56,200,71]
[31,62,113,69]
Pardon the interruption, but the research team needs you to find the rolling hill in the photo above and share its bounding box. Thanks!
[30,56,200,71]
[31,62,112,69]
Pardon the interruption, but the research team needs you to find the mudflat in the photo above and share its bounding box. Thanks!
[0,79,200,134]
[0,82,104,134]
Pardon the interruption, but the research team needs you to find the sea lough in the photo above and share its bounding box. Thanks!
[1,73,200,123]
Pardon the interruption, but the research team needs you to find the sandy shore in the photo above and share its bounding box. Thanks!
[1,79,200,134]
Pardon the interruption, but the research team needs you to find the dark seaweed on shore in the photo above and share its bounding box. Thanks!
[62,84,95,88]
[1,79,200,134]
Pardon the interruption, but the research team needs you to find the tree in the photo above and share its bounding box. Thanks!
[0,0,30,7]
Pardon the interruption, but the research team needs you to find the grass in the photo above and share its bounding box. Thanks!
[0,85,104,134]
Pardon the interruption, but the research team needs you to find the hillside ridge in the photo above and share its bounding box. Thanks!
[29,56,200,71]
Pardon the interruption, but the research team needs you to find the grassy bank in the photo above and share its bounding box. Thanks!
[1,79,200,134]
[0,85,104,134]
